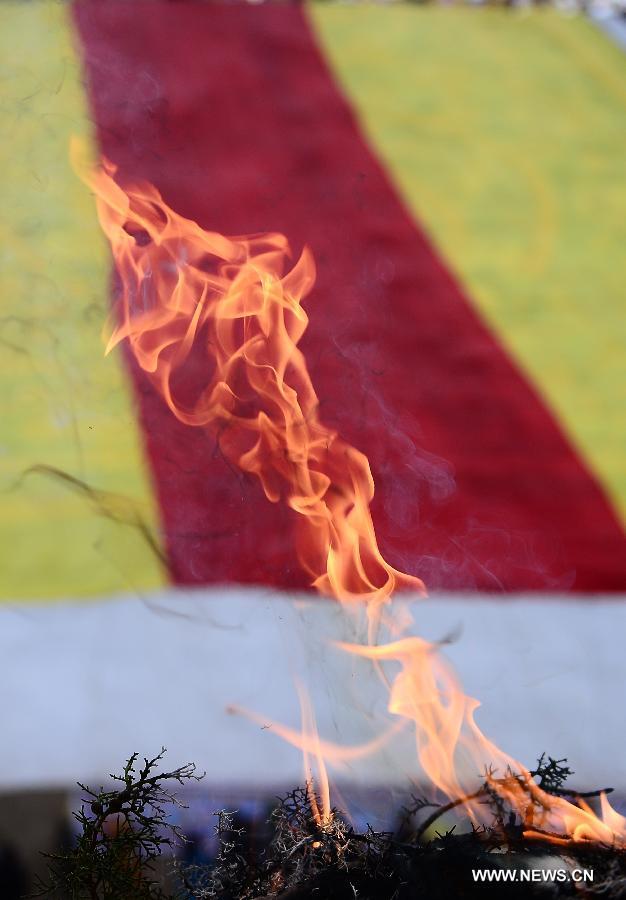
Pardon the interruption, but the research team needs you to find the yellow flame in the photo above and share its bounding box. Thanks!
[76,141,625,846]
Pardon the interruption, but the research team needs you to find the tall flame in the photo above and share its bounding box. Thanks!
[77,143,625,845]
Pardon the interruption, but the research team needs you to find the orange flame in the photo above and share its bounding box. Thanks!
[77,143,625,846]
[228,695,407,826]
[338,634,626,843]
[75,144,422,631]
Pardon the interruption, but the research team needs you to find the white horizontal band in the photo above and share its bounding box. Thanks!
[0,589,623,794]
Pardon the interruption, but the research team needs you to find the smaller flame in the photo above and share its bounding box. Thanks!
[229,694,406,827]
[296,681,331,827]
[337,636,505,807]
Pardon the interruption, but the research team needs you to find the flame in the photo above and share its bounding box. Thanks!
[77,142,625,847]
[292,681,331,827]
[230,689,329,828]
[339,636,626,844]
[336,636,508,804]
[73,142,422,633]
[228,696,406,825]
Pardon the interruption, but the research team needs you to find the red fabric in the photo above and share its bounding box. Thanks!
[74,2,626,592]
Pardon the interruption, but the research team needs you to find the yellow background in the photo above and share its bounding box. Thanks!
[0,3,165,599]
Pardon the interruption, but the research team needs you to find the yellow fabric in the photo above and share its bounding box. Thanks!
[311,5,626,524]
[0,2,166,599]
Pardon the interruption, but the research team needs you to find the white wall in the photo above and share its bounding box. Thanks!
[0,589,623,796]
